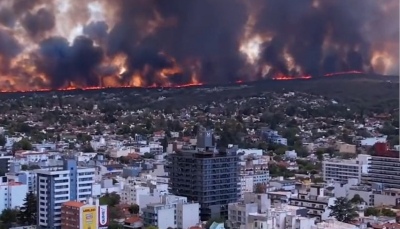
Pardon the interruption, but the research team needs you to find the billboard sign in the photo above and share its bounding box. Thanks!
[98,205,109,227]
[82,206,97,229]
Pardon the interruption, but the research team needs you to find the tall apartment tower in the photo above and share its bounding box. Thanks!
[36,159,95,229]
[168,128,239,221]
[0,154,13,176]
[366,142,400,189]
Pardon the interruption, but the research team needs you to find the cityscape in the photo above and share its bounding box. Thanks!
[0,0,397,229]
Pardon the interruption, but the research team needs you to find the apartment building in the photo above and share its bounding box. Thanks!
[121,187,164,210]
[332,178,372,204]
[266,191,292,207]
[260,129,288,146]
[36,159,95,229]
[289,185,336,222]
[228,201,309,229]
[110,142,163,158]
[322,154,370,183]
[239,161,269,197]
[333,178,400,207]
[142,195,200,229]
[0,154,12,176]
[61,198,109,229]
[270,178,296,191]
[6,162,37,193]
[168,129,239,220]
[61,201,83,229]
[366,142,400,189]
[228,202,258,227]
[0,176,28,212]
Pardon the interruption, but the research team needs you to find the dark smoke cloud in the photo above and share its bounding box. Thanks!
[254,0,399,76]
[36,36,103,88]
[260,38,289,76]
[0,29,22,59]
[12,0,42,16]
[22,8,55,38]
[0,0,397,90]
[107,0,248,83]
[83,21,108,45]
[0,8,16,28]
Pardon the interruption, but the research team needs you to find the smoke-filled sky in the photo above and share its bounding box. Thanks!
[0,0,398,91]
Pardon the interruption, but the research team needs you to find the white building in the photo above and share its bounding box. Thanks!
[270,178,296,191]
[285,150,297,160]
[110,143,163,158]
[36,159,95,229]
[332,178,372,205]
[333,178,400,207]
[359,136,387,146]
[120,177,169,209]
[6,170,37,193]
[239,161,269,197]
[322,154,370,183]
[142,195,200,229]
[6,162,37,193]
[240,176,254,195]
[289,185,336,222]
[0,177,28,212]
[231,204,312,229]
[237,149,263,157]
[14,151,49,164]
[228,202,258,227]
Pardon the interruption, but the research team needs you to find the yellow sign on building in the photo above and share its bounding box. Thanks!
[82,206,97,229]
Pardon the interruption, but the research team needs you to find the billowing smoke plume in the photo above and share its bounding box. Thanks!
[0,0,397,91]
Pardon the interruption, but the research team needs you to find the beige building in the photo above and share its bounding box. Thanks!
[336,142,356,154]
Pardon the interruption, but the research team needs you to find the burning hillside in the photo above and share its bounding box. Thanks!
[0,0,397,92]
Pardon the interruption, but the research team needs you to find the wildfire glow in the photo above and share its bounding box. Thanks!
[371,50,396,75]
[0,0,396,93]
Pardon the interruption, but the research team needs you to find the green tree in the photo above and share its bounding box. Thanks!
[381,208,396,217]
[364,207,379,216]
[13,138,33,151]
[273,155,283,162]
[329,197,358,223]
[258,142,268,151]
[128,204,140,215]
[315,149,324,161]
[18,191,37,225]
[82,144,94,152]
[350,194,364,205]
[0,208,18,228]
[0,135,6,148]
[108,222,124,229]
[76,133,92,143]
[100,192,120,207]
[325,147,336,158]
[145,226,158,229]
[312,177,324,183]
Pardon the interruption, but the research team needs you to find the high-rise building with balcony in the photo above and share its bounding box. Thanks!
[366,142,400,189]
[168,128,239,220]
[36,159,95,229]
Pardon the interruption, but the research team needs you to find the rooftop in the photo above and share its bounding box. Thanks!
[62,201,85,208]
